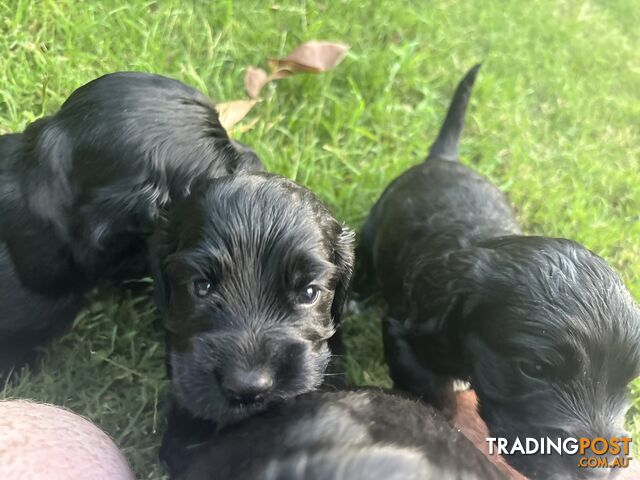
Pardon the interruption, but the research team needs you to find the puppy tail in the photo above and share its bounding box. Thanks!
[427,63,481,162]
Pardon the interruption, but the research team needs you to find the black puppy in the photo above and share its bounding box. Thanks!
[0,72,261,370]
[183,389,505,480]
[150,172,354,476]
[357,65,640,479]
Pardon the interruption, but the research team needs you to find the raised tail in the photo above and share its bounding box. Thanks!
[427,63,481,162]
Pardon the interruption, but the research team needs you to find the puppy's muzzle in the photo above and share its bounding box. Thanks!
[220,368,274,405]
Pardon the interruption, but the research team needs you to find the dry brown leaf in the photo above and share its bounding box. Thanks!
[268,69,294,81]
[244,66,269,99]
[217,99,258,130]
[220,40,348,129]
[268,41,349,74]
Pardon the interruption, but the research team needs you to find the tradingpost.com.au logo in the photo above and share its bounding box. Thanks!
[486,437,634,469]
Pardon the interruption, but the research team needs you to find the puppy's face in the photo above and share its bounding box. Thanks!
[408,237,640,479]
[152,173,354,423]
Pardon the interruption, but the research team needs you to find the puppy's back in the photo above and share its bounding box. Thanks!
[358,66,520,303]
[4,72,261,287]
[260,446,443,480]
[54,72,235,185]
[184,390,505,480]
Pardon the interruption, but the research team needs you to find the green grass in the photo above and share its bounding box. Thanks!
[1,0,639,477]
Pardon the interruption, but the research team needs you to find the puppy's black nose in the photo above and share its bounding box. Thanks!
[221,369,274,404]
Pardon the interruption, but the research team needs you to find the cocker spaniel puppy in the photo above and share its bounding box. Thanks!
[0,72,261,370]
[150,172,354,476]
[356,65,640,479]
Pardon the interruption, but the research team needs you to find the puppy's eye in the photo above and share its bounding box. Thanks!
[296,285,320,306]
[193,279,213,297]
[518,360,551,380]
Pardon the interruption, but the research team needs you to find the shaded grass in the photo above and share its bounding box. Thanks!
[0,0,638,476]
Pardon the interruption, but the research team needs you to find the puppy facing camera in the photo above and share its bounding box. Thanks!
[151,172,354,475]
[183,389,505,480]
[356,65,640,479]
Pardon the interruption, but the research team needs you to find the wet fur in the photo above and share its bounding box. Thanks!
[0,72,262,370]
[357,65,640,479]
[151,173,354,476]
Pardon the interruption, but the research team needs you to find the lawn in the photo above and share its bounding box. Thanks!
[1,0,639,478]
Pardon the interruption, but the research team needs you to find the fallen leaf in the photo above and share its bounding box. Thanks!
[234,116,260,134]
[268,69,295,80]
[244,66,269,99]
[217,99,258,130]
[268,41,349,74]
[220,40,348,129]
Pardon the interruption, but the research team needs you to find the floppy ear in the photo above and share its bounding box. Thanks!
[404,247,497,335]
[148,217,175,315]
[148,217,182,379]
[331,226,355,325]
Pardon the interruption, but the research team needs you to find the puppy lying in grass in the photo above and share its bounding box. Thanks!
[356,65,640,479]
[182,389,505,480]
[0,72,261,371]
